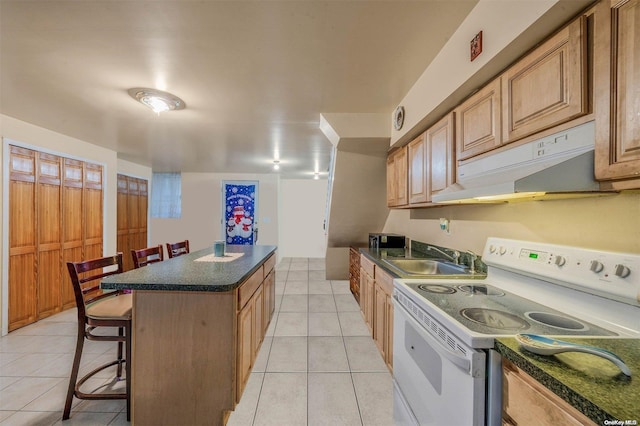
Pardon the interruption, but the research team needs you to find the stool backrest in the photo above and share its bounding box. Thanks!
[132,245,164,268]
[166,239,190,258]
[66,253,124,319]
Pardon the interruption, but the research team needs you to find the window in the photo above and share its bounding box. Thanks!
[151,172,182,218]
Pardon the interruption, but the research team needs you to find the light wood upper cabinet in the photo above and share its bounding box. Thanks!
[502,16,588,144]
[403,113,455,206]
[427,112,455,199]
[456,79,502,161]
[386,146,408,207]
[594,0,640,185]
[408,133,428,204]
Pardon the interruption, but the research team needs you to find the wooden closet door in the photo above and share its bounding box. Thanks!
[84,163,103,261]
[138,179,148,251]
[117,174,131,270]
[127,177,141,253]
[62,159,84,308]
[8,146,37,331]
[36,153,63,319]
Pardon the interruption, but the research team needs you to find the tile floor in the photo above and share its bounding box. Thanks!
[0,257,394,425]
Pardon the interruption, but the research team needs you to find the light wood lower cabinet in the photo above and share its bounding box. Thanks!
[359,254,393,371]
[502,358,595,425]
[236,254,276,403]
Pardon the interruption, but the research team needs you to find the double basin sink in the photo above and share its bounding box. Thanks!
[381,257,482,278]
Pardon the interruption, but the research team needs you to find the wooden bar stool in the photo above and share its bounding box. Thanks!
[166,239,190,258]
[64,253,131,421]
[131,244,164,268]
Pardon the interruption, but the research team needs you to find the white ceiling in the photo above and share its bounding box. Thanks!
[0,0,480,178]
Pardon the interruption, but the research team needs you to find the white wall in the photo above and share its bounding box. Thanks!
[149,172,280,254]
[383,192,640,255]
[279,179,328,258]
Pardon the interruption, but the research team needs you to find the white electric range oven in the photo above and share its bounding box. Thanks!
[392,237,640,426]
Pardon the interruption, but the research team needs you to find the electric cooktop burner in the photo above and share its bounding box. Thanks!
[417,284,456,294]
[460,308,530,330]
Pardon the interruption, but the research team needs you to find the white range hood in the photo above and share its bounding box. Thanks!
[432,121,603,203]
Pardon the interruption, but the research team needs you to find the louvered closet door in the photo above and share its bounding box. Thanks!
[117,174,131,270]
[84,163,103,262]
[36,153,63,319]
[138,179,148,252]
[8,146,37,331]
[127,177,141,255]
[62,159,84,309]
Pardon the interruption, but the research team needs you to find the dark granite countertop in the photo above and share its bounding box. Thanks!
[101,244,277,292]
[496,337,640,424]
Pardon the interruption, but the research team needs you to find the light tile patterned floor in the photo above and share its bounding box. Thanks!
[0,257,393,425]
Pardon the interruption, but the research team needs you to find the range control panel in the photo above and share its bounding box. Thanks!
[482,238,640,306]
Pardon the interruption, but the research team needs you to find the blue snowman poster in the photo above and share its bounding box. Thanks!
[223,181,258,245]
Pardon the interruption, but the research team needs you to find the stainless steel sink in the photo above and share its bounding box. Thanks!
[381,258,477,277]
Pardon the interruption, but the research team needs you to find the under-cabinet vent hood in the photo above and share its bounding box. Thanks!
[432,121,604,203]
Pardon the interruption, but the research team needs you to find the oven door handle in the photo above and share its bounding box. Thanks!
[396,299,471,374]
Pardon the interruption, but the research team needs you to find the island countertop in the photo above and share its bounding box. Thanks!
[101,244,277,292]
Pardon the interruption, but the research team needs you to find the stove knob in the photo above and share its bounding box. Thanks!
[590,260,604,273]
[554,256,567,267]
[489,245,496,254]
[499,246,507,255]
[614,264,631,278]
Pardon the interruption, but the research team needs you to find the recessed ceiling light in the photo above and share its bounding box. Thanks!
[128,88,185,114]
[273,160,280,171]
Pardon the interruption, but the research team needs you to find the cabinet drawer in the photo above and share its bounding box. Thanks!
[375,268,394,295]
[238,266,263,310]
[360,255,375,278]
[263,253,276,278]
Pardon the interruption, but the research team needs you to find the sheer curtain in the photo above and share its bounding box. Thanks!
[151,172,182,218]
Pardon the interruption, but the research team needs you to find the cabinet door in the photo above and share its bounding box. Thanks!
[594,0,640,183]
[427,112,455,199]
[395,147,408,206]
[237,300,253,402]
[408,133,428,204]
[263,270,275,334]
[386,155,397,207]
[456,79,502,160]
[359,268,374,331]
[502,359,595,425]
[253,284,264,358]
[374,283,386,357]
[502,16,587,144]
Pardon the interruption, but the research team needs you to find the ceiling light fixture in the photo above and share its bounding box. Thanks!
[273,160,280,171]
[314,172,319,180]
[128,88,186,114]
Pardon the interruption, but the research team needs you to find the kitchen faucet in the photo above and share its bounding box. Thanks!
[426,245,460,264]
[466,250,478,272]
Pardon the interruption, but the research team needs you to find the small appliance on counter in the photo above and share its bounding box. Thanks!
[369,233,405,250]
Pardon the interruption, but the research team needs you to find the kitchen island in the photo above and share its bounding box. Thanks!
[102,244,277,426]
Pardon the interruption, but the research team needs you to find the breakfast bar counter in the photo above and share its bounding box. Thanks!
[102,244,277,426]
